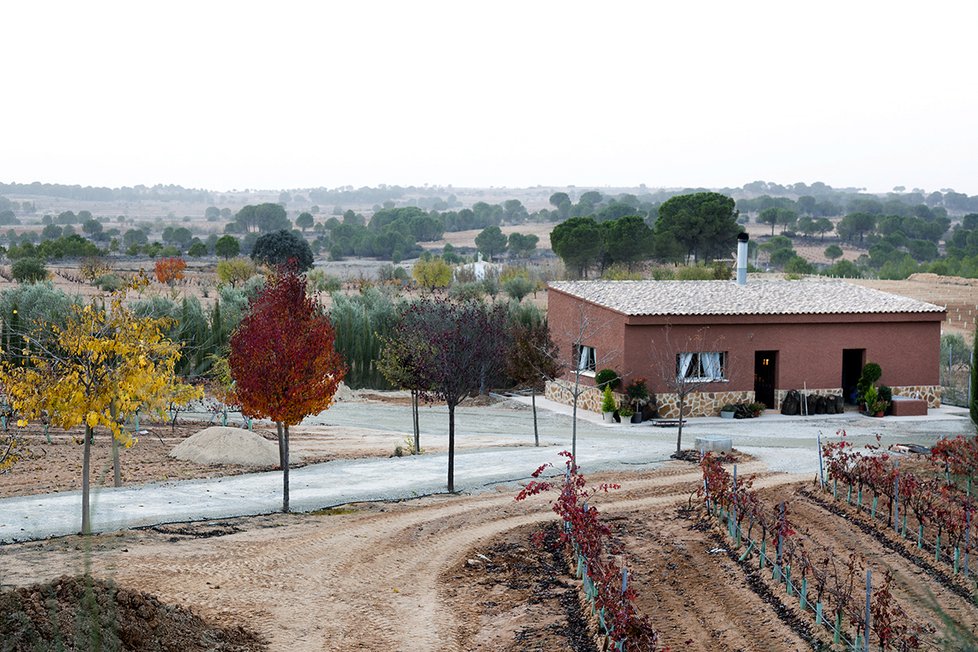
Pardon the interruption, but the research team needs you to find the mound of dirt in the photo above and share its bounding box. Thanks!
[169,427,300,467]
[0,574,265,651]
[333,381,356,402]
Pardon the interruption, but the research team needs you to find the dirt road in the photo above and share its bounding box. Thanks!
[2,462,810,651]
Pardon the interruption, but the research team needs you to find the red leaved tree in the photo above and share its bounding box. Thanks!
[229,266,346,512]
[154,257,187,286]
[381,298,510,492]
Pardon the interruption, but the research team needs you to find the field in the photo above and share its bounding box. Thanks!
[5,195,978,649]
[3,407,978,651]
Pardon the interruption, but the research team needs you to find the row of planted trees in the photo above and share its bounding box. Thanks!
[516,452,662,651]
[700,453,931,650]
[0,264,351,530]
[822,433,978,578]
[376,296,560,491]
[0,258,566,531]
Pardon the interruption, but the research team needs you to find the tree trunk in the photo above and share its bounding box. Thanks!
[571,372,581,465]
[531,388,539,447]
[82,424,93,535]
[276,421,285,469]
[112,437,121,488]
[111,402,121,487]
[447,403,456,493]
[676,396,685,454]
[412,390,420,454]
[282,424,290,513]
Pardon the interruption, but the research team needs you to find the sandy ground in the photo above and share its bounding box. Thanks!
[0,411,534,499]
[1,463,812,651]
[3,422,977,650]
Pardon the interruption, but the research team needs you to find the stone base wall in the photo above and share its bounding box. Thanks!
[546,380,756,418]
[545,380,943,414]
[774,388,843,411]
[655,391,756,418]
[546,379,623,413]
[891,385,941,408]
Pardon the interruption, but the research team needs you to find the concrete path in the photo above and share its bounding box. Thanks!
[0,397,972,543]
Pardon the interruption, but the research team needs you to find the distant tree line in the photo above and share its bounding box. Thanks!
[0,182,212,202]
[550,192,741,278]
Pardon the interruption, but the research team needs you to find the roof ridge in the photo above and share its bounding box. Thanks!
[548,279,945,316]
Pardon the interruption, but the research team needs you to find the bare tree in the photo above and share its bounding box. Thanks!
[506,318,563,446]
[380,298,511,492]
[650,327,728,454]
[550,304,619,463]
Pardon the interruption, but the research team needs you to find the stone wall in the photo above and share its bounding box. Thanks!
[774,388,843,411]
[654,390,757,418]
[546,380,756,418]
[891,385,941,408]
[546,380,943,414]
[546,380,621,413]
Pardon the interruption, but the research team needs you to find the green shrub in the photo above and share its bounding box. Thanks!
[11,258,47,283]
[601,264,642,281]
[856,362,882,402]
[449,282,484,302]
[307,268,342,293]
[601,385,616,412]
[503,275,536,302]
[676,265,714,280]
[95,274,124,292]
[595,368,620,390]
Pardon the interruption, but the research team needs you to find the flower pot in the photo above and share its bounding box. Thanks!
[720,410,735,419]
[602,411,615,423]
[630,413,643,424]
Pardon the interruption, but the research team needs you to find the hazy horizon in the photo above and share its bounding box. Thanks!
[4,1,977,195]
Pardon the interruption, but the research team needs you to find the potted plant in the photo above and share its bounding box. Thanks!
[747,402,766,417]
[862,385,883,416]
[878,385,892,415]
[625,377,650,423]
[856,362,882,409]
[618,403,634,423]
[719,404,737,419]
[601,385,616,422]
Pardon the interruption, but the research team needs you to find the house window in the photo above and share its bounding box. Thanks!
[575,345,596,375]
[676,351,727,382]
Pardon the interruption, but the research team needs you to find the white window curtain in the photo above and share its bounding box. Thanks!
[677,352,694,380]
[701,352,722,380]
[578,346,595,372]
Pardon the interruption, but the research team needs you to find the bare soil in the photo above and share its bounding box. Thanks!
[0,463,806,651]
[0,574,265,651]
[851,273,978,341]
[0,422,340,499]
[4,451,977,650]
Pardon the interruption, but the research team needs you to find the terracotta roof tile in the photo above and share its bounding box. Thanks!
[548,279,945,316]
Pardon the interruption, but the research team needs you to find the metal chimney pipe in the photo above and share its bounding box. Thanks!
[736,232,749,286]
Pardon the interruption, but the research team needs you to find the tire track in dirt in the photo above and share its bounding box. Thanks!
[766,484,978,648]
[619,511,813,651]
[1,464,802,651]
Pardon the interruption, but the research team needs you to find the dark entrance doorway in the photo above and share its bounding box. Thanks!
[754,351,777,409]
[842,349,865,404]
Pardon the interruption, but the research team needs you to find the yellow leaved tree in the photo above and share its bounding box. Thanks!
[0,275,201,534]
[0,436,16,472]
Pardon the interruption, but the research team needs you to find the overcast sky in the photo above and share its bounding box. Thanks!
[4,1,976,194]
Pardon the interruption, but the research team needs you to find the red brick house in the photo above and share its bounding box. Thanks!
[545,279,945,417]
